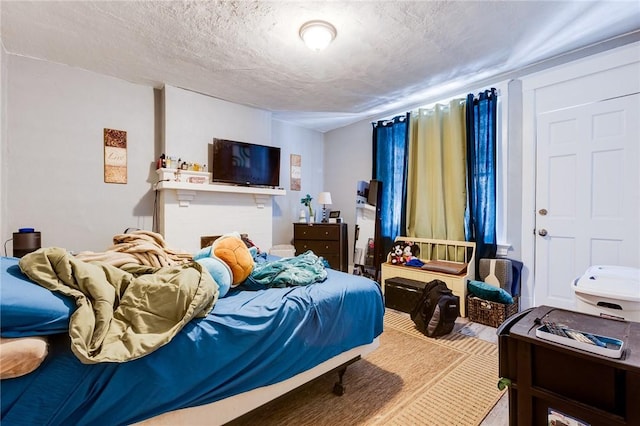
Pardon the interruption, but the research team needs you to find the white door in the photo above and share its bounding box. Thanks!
[534,93,640,309]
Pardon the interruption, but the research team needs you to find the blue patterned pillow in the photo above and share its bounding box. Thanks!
[467,279,513,304]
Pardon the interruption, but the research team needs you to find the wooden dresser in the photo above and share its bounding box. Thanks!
[293,223,348,272]
[499,305,640,425]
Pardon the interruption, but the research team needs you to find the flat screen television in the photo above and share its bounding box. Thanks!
[211,139,280,187]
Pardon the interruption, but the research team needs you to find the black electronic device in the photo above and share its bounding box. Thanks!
[367,179,380,206]
[210,139,280,187]
[12,228,41,258]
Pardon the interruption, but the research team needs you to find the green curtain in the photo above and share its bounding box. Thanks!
[406,99,467,242]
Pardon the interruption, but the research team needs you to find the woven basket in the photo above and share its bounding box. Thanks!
[466,295,519,328]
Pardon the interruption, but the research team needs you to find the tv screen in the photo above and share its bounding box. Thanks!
[211,139,280,187]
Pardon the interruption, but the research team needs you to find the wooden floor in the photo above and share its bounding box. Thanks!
[482,392,509,425]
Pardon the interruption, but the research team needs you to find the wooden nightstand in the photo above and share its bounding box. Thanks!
[293,223,348,272]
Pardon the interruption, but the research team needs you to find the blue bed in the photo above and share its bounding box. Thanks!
[0,256,384,425]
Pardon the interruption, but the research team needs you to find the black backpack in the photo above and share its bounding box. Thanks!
[410,279,460,337]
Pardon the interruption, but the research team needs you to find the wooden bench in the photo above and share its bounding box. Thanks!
[380,237,476,317]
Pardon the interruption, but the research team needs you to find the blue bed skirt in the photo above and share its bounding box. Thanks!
[1,264,384,425]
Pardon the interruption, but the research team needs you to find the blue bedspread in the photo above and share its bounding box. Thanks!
[1,266,384,425]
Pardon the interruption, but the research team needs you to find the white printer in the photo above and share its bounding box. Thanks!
[572,265,640,322]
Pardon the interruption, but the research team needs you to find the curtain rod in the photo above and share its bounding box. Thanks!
[372,114,408,127]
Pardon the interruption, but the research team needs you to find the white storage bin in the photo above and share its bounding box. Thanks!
[269,244,295,258]
[572,265,640,322]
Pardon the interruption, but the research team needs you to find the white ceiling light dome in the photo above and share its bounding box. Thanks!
[299,20,337,52]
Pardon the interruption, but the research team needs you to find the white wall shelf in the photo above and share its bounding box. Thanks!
[156,180,286,196]
[155,168,285,207]
[356,203,376,212]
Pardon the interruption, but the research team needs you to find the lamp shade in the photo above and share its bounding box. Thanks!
[318,192,332,205]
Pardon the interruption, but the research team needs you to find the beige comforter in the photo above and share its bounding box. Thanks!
[74,230,193,267]
[19,247,218,364]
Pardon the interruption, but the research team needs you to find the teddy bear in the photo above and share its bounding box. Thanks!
[389,243,405,265]
[193,232,256,297]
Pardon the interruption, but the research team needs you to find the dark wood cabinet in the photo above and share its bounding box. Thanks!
[293,223,348,272]
[499,305,640,426]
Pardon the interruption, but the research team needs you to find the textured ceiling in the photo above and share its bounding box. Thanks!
[1,1,639,132]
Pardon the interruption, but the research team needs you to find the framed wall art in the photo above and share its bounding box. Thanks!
[290,153,301,191]
[104,128,127,184]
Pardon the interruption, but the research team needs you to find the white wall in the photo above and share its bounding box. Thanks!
[4,56,156,253]
[324,120,372,266]
[2,58,328,254]
[161,85,326,250]
[505,79,523,261]
[0,38,6,253]
[271,119,324,246]
[163,85,272,168]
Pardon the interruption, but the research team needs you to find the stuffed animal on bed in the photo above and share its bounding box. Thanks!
[194,232,255,297]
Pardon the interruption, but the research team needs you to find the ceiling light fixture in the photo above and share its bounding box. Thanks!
[299,20,337,52]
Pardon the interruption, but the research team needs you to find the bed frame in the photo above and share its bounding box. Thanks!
[137,338,380,425]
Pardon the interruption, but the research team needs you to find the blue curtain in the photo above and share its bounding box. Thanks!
[372,114,409,259]
[465,89,498,265]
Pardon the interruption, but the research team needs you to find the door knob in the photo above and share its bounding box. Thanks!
[538,229,548,237]
[538,208,548,216]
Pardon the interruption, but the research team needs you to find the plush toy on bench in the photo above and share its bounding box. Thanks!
[388,241,420,266]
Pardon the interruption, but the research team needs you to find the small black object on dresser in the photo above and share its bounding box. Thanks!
[384,277,428,313]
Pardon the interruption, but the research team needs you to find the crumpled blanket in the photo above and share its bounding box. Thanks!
[74,230,192,267]
[241,250,328,290]
[19,247,218,364]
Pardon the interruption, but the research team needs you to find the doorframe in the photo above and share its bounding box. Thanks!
[520,41,640,310]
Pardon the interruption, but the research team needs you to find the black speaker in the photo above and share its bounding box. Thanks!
[13,228,41,258]
[367,179,380,206]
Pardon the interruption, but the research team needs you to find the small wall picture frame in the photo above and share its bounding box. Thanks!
[328,210,341,223]
[290,154,301,191]
[104,128,127,184]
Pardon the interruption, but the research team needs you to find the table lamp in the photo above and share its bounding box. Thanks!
[318,192,333,223]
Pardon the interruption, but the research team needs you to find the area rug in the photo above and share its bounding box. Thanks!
[228,309,505,426]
